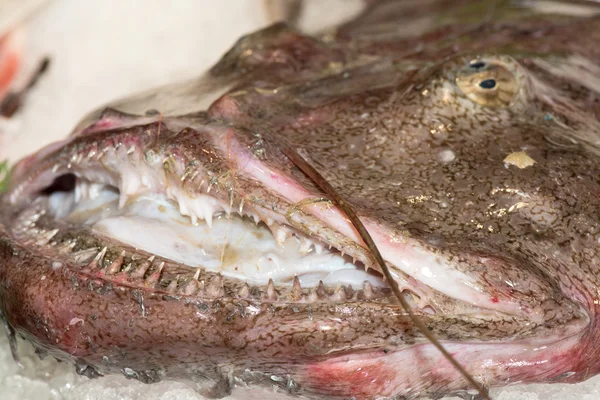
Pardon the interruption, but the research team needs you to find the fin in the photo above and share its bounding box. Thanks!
[1,308,22,368]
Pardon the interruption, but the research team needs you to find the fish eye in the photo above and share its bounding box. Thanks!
[455,59,518,107]
[479,79,496,89]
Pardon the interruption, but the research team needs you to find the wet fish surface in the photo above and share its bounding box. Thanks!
[2,0,600,398]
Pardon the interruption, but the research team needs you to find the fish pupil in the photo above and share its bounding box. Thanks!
[479,79,497,89]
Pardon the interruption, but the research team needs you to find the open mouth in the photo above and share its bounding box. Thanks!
[4,122,580,327]
[6,130,412,305]
[43,171,389,291]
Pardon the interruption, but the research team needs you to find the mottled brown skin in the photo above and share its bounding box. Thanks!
[2,1,600,399]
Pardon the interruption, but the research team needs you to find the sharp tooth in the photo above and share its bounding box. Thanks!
[238,198,245,215]
[205,211,213,228]
[238,283,251,298]
[119,174,140,208]
[317,281,327,299]
[90,182,97,198]
[181,279,199,295]
[266,218,274,226]
[141,174,152,188]
[274,226,289,247]
[266,279,277,301]
[193,268,201,281]
[130,256,154,279]
[36,229,59,246]
[207,274,224,297]
[144,261,164,287]
[87,247,107,271]
[363,281,374,299]
[346,285,355,300]
[118,193,129,209]
[179,201,190,219]
[58,240,77,254]
[83,181,92,200]
[330,285,347,302]
[291,276,302,301]
[74,182,82,203]
[299,238,312,255]
[105,251,125,274]
[73,247,99,264]
[252,214,260,225]
[314,243,324,255]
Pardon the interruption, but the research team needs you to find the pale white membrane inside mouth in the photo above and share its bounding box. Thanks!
[47,181,386,288]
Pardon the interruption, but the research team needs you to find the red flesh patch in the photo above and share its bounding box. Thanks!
[306,357,396,399]
[0,33,21,101]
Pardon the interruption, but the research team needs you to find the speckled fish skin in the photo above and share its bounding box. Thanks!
[2,1,600,399]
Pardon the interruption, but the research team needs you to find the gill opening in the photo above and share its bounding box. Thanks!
[281,145,492,400]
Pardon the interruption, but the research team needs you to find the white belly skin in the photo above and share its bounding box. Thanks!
[0,1,597,399]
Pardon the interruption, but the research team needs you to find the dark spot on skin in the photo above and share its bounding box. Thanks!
[479,79,497,89]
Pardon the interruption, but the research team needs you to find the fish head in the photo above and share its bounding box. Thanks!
[2,2,600,399]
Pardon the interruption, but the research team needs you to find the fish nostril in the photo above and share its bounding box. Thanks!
[469,60,486,69]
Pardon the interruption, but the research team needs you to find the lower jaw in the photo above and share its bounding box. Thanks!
[0,228,589,400]
[0,191,591,399]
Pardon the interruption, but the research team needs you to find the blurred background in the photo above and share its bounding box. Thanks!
[0,0,361,162]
